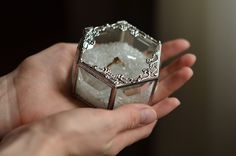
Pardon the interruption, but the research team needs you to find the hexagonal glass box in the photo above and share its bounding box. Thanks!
[72,21,161,109]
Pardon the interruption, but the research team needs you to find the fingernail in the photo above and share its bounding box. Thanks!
[140,108,157,125]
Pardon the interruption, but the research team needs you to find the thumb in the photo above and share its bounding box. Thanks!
[113,104,157,132]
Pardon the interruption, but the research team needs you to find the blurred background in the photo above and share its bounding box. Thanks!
[0,0,235,155]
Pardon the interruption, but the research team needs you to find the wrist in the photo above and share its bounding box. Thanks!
[0,124,64,156]
[0,71,21,138]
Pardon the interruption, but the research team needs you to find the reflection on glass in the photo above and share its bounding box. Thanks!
[114,81,155,108]
[76,67,111,108]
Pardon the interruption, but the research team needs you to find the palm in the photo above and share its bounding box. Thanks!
[14,44,81,123]
[14,39,195,124]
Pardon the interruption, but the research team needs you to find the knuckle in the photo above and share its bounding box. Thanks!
[142,123,156,139]
[53,42,76,61]
[17,56,37,73]
[53,42,72,54]
[104,145,119,156]
[126,109,140,129]
[21,56,35,66]
[143,129,152,138]
[105,150,118,156]
[54,42,69,50]
[102,111,116,131]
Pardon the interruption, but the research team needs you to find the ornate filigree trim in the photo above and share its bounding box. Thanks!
[79,20,161,87]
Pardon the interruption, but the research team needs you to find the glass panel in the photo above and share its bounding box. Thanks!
[95,28,123,43]
[82,41,149,79]
[114,81,155,108]
[75,67,111,109]
[81,27,158,81]
[76,21,161,109]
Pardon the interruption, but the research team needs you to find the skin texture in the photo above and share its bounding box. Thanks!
[0,39,196,155]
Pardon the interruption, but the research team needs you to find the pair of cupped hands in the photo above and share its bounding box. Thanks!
[0,39,196,156]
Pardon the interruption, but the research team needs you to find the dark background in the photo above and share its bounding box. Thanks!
[0,0,155,76]
[0,1,156,155]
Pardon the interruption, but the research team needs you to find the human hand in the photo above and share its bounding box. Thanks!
[0,39,196,136]
[1,104,158,156]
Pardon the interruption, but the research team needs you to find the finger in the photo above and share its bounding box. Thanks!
[37,43,78,71]
[111,121,156,155]
[51,43,78,57]
[112,97,181,153]
[152,97,180,118]
[161,39,190,62]
[152,67,193,103]
[113,104,157,132]
[160,53,196,80]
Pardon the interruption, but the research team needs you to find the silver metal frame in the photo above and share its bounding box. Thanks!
[72,20,162,109]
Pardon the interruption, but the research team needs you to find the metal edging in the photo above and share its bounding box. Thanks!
[148,79,158,105]
[107,87,117,110]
